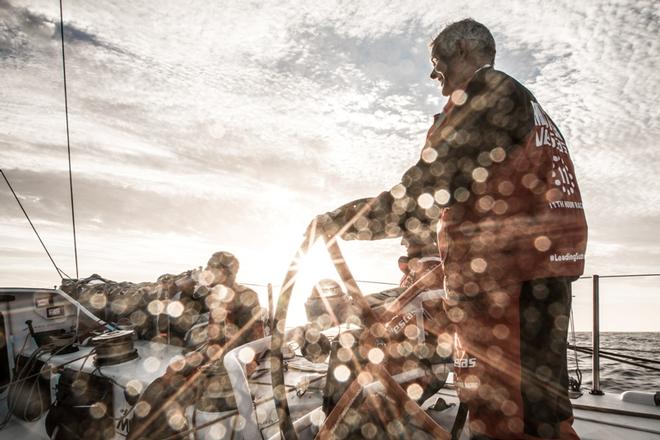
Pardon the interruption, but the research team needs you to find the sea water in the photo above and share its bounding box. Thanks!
[569,332,660,393]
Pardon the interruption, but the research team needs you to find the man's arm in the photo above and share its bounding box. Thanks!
[316,194,398,240]
[223,285,264,351]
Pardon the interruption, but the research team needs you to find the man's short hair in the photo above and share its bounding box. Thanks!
[207,251,239,276]
[431,18,496,64]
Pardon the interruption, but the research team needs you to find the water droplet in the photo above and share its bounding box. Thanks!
[90,293,107,310]
[135,401,151,417]
[167,301,184,318]
[434,189,450,204]
[169,355,186,372]
[417,193,434,210]
[451,89,468,106]
[367,347,384,364]
[472,167,489,183]
[143,356,161,373]
[534,236,552,252]
[209,424,226,438]
[337,347,353,362]
[89,401,107,419]
[333,365,351,382]
[147,300,164,315]
[490,147,506,162]
[421,147,438,163]
[361,423,377,438]
[406,383,423,400]
[125,379,143,398]
[310,409,326,426]
[470,258,488,273]
[238,347,256,363]
[493,324,510,339]
[338,332,355,348]
[167,411,186,431]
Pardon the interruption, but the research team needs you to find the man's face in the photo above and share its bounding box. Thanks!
[430,54,454,97]
[431,50,461,96]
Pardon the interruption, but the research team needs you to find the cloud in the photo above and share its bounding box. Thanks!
[0,0,130,61]
[1,0,659,325]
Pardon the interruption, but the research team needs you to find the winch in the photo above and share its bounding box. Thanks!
[91,330,138,366]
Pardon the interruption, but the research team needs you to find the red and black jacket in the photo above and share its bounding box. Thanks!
[336,67,587,293]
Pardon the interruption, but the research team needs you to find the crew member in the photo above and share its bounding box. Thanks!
[204,251,265,350]
[128,251,265,440]
[318,18,587,440]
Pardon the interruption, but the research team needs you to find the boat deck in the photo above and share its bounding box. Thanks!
[3,382,659,439]
[423,387,660,440]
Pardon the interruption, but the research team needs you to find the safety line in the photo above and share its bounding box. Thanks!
[1,169,71,280]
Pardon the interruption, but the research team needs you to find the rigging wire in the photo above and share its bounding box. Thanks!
[569,344,660,366]
[593,348,660,365]
[569,344,660,372]
[568,306,582,391]
[598,273,660,279]
[58,0,79,279]
[0,169,71,280]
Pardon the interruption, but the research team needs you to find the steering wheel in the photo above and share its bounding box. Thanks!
[270,220,458,439]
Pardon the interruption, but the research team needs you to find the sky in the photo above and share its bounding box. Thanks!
[1,0,659,331]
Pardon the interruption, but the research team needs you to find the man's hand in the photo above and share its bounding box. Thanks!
[308,198,373,241]
[305,213,338,241]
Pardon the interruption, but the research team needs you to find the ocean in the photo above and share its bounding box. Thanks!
[569,332,660,393]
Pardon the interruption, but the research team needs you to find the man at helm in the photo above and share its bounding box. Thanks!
[318,18,586,440]
[205,251,265,350]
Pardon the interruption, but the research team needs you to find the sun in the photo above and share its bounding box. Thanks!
[285,240,344,327]
[294,240,342,297]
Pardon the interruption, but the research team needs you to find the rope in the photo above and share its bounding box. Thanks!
[0,349,97,394]
[593,346,659,355]
[569,345,660,372]
[568,308,582,391]
[243,279,400,288]
[598,273,660,279]
[0,347,44,428]
[569,344,660,366]
[59,0,79,279]
[241,282,271,288]
[0,169,71,280]
[598,349,660,365]
[578,273,660,280]
[355,279,399,286]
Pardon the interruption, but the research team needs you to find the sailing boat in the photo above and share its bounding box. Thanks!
[1,228,659,439]
[1,2,659,439]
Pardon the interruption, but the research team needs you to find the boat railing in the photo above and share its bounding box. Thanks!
[578,272,660,395]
